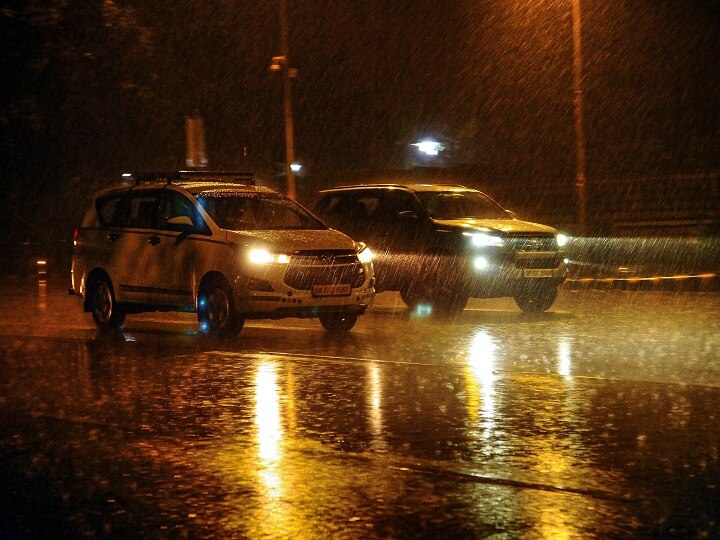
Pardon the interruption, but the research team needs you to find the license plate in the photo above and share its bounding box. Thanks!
[523,269,553,278]
[312,284,351,297]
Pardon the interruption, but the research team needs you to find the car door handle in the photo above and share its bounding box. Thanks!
[107,232,120,242]
[147,236,161,246]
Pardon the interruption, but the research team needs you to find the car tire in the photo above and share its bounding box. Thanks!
[514,285,557,313]
[90,278,126,330]
[319,312,358,333]
[400,273,468,317]
[198,279,244,336]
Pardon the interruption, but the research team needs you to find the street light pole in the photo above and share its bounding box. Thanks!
[571,0,587,234]
[279,0,296,200]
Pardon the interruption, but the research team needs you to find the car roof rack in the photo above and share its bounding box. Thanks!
[127,170,256,186]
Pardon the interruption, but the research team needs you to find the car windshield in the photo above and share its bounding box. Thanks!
[416,191,512,220]
[196,192,327,231]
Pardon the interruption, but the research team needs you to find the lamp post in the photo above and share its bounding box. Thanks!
[271,0,297,200]
[571,0,587,234]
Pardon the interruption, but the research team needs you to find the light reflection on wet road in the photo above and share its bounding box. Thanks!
[1,281,719,537]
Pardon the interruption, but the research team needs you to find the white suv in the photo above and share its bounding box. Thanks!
[70,171,375,335]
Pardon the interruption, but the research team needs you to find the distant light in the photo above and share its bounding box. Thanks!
[290,163,302,172]
[413,139,444,156]
[122,173,132,178]
[564,258,570,264]
[36,260,47,266]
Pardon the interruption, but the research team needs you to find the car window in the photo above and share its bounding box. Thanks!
[96,194,127,227]
[126,191,159,229]
[416,191,511,220]
[158,191,209,234]
[197,193,326,231]
[372,190,417,221]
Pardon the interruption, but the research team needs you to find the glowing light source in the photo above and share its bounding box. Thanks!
[556,233,569,247]
[463,232,504,247]
[473,256,489,271]
[357,246,374,264]
[412,139,444,156]
[248,248,290,265]
[290,163,302,172]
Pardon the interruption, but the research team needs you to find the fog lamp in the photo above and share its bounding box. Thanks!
[473,256,489,271]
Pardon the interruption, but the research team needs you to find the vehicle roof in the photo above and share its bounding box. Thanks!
[94,181,276,198]
[319,183,476,193]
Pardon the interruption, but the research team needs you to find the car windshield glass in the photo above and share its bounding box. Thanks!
[196,193,327,231]
[416,191,511,220]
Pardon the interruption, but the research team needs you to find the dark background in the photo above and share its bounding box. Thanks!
[2,0,719,243]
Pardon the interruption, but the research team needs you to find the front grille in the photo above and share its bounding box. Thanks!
[505,235,558,252]
[284,252,365,290]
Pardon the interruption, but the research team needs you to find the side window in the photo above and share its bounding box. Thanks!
[158,191,209,234]
[324,192,376,230]
[96,194,127,227]
[356,196,379,219]
[126,192,159,229]
[375,190,416,222]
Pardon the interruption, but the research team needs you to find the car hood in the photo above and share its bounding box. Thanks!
[225,228,357,252]
[433,218,558,235]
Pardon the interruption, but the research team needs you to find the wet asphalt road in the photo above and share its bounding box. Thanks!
[1,276,719,538]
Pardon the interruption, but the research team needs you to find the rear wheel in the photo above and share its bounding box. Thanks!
[319,312,358,333]
[514,285,557,313]
[198,279,244,336]
[90,278,126,330]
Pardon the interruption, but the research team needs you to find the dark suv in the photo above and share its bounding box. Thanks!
[315,183,568,314]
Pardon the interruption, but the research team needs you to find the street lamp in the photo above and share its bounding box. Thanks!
[571,0,587,234]
[270,0,298,200]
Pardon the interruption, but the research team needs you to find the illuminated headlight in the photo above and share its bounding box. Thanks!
[556,233,569,247]
[356,243,374,264]
[248,248,290,265]
[473,256,489,271]
[463,232,504,247]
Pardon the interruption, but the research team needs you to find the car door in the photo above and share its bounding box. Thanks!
[117,189,163,303]
[90,191,133,301]
[149,189,209,308]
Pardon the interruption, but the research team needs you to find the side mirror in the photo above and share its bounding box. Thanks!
[166,215,195,231]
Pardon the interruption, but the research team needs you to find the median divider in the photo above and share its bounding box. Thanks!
[565,272,719,292]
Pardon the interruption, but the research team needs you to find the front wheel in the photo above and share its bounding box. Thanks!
[319,312,358,333]
[91,278,126,330]
[197,280,244,336]
[400,273,468,317]
[514,285,558,313]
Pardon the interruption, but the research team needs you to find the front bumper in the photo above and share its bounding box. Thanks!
[231,259,375,318]
[463,256,568,296]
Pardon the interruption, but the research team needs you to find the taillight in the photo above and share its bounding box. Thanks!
[73,228,79,246]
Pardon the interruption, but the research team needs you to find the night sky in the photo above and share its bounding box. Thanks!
[1,0,719,238]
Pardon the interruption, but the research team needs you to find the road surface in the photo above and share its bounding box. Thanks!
[1,275,719,538]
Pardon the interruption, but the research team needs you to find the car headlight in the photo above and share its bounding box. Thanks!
[356,243,374,264]
[248,248,290,264]
[556,233,569,247]
[462,231,504,247]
